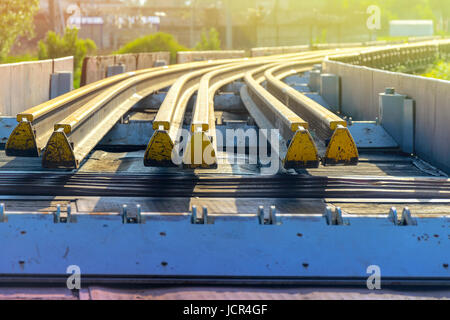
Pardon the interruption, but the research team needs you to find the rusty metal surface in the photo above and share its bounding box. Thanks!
[1,286,448,300]
[0,287,78,300]
[84,286,450,300]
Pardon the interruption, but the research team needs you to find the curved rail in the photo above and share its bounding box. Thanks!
[265,61,359,166]
[143,62,240,167]
[5,61,225,157]
[182,50,355,169]
[242,60,321,169]
[7,47,366,169]
[41,61,233,168]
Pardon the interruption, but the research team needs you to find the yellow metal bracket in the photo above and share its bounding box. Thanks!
[143,130,176,167]
[42,129,77,169]
[5,120,39,157]
[283,127,320,169]
[323,125,359,166]
[183,131,217,169]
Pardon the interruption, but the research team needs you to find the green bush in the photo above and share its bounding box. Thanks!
[116,32,187,63]
[1,54,38,64]
[421,60,450,81]
[195,28,221,51]
[38,28,96,88]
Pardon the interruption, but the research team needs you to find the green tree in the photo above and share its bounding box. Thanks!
[0,0,39,61]
[195,28,221,51]
[116,32,188,63]
[38,28,97,88]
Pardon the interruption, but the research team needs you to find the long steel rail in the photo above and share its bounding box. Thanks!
[265,61,359,166]
[4,63,203,157]
[6,47,370,169]
[40,61,238,168]
[182,50,361,169]
[143,62,240,167]
[242,60,321,169]
[144,51,329,167]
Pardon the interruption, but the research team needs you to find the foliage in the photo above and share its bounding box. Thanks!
[116,32,188,63]
[38,28,96,72]
[38,28,97,88]
[421,60,450,80]
[1,54,37,64]
[0,0,39,61]
[195,28,221,51]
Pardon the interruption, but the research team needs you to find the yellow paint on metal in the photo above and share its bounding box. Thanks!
[291,122,309,131]
[54,124,72,135]
[190,123,209,133]
[42,129,77,168]
[5,120,40,157]
[152,121,170,131]
[323,125,359,166]
[329,120,348,131]
[284,127,319,169]
[143,130,175,167]
[183,132,217,169]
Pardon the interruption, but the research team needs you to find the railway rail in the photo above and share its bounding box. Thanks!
[5,48,364,169]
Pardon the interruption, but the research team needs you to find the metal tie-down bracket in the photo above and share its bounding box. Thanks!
[122,204,143,224]
[191,205,209,224]
[388,206,417,226]
[258,205,280,225]
[0,203,5,223]
[53,204,72,223]
[324,206,345,225]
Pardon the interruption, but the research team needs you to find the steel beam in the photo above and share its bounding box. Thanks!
[181,53,335,169]
[143,62,237,167]
[5,61,235,159]
[265,62,359,166]
[242,63,320,169]
[5,71,141,157]
[41,63,229,168]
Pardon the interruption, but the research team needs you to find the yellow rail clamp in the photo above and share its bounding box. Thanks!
[323,125,359,166]
[42,128,78,168]
[284,126,320,169]
[143,129,176,167]
[5,119,40,157]
[183,131,217,169]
